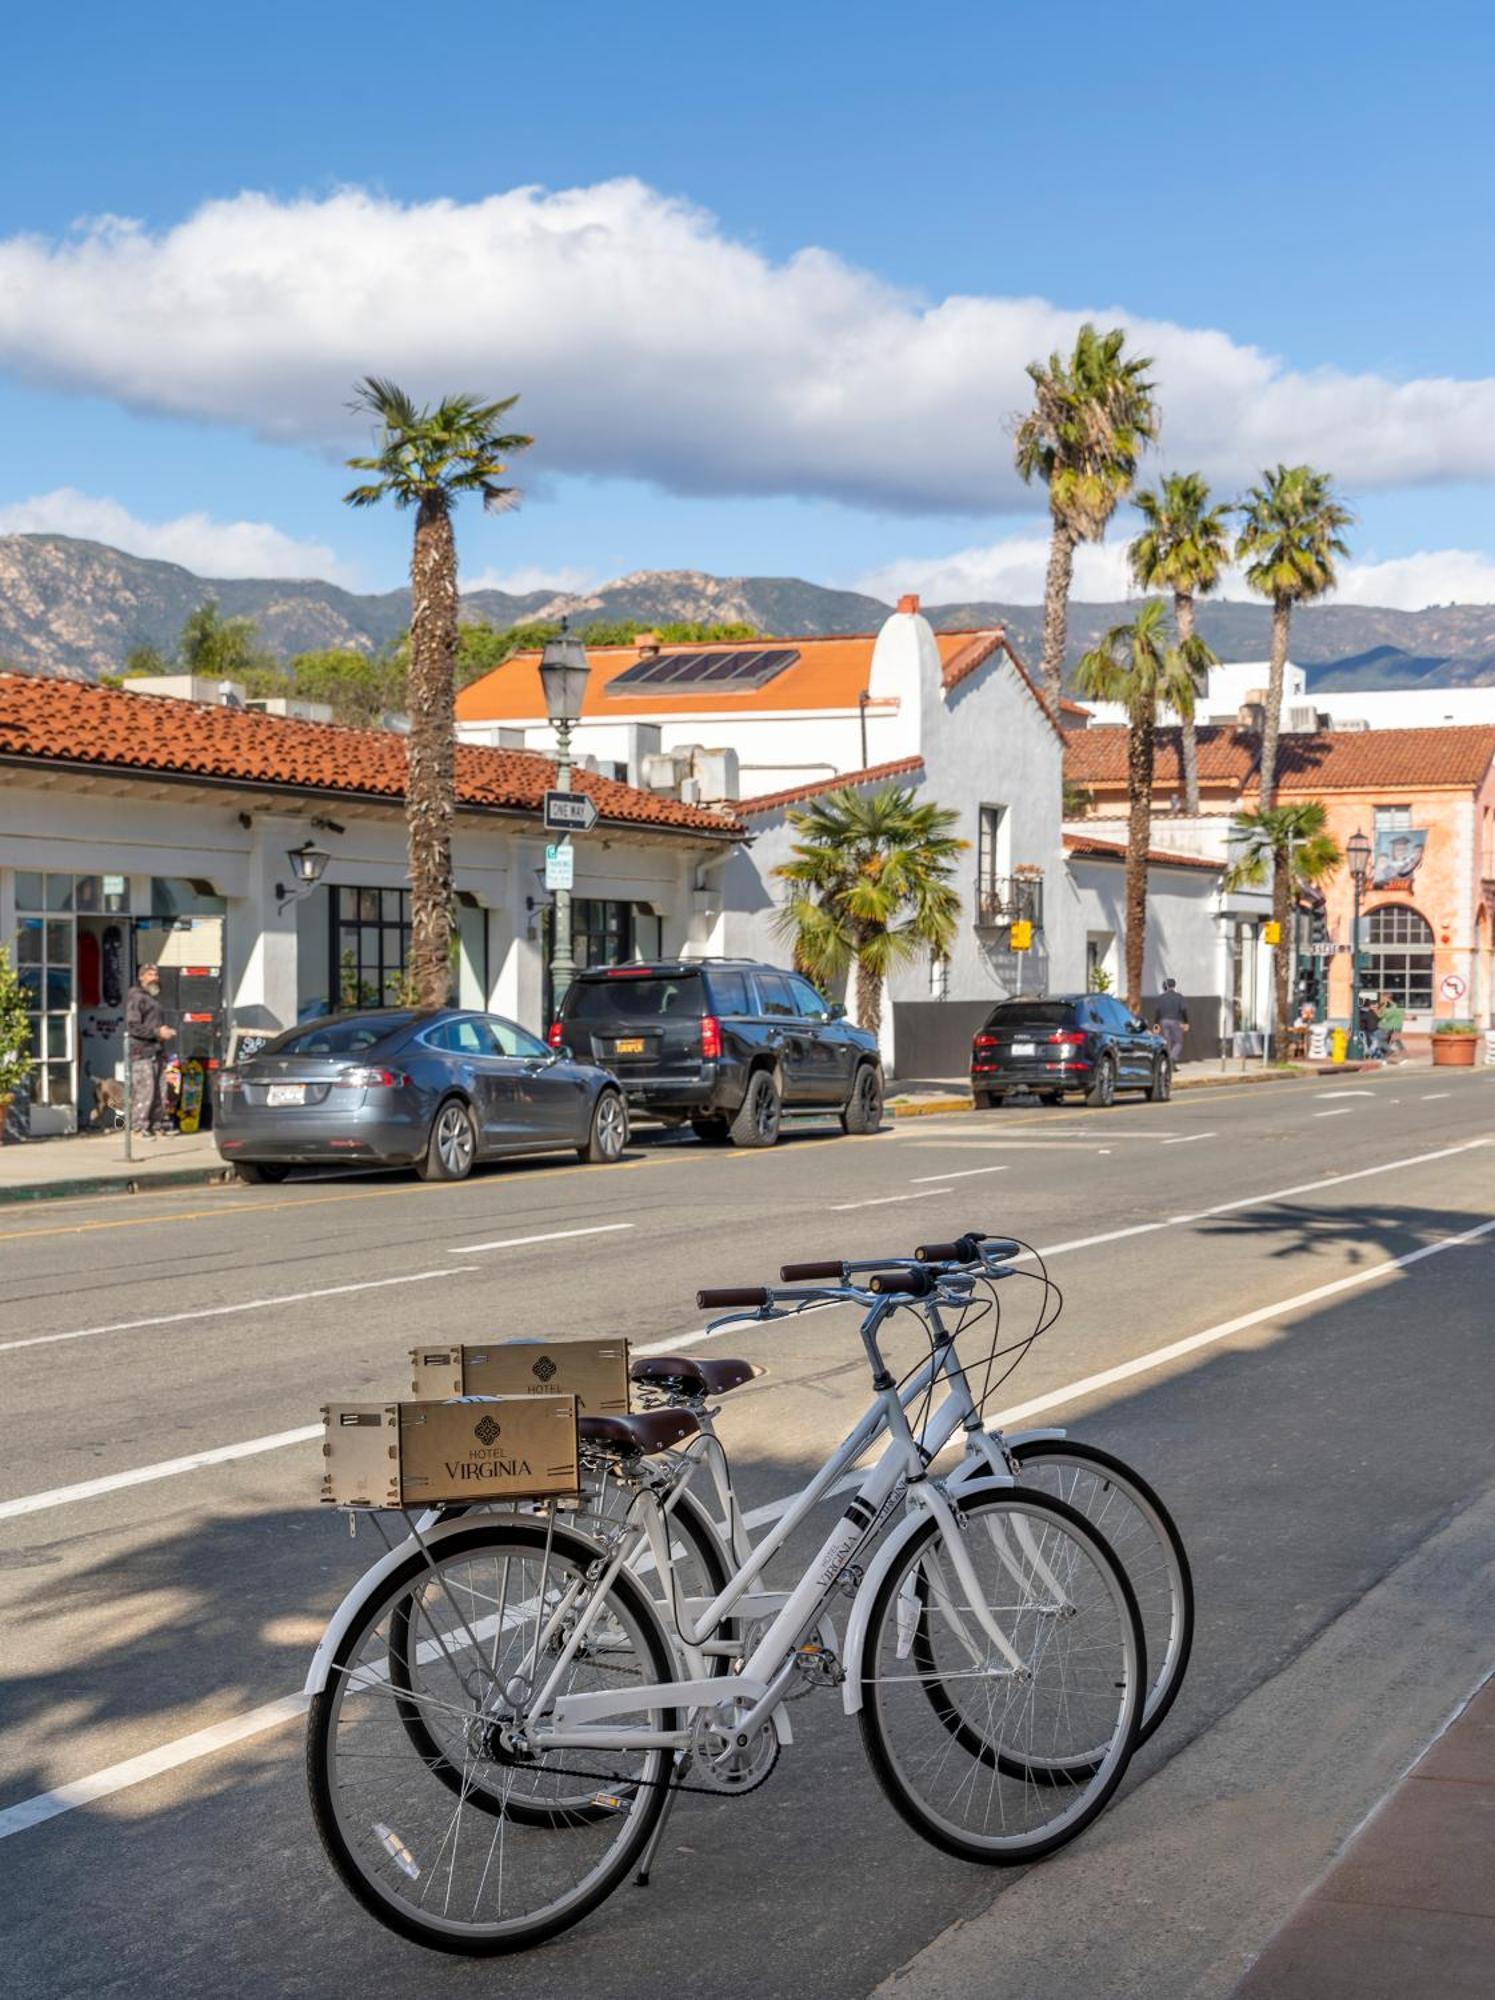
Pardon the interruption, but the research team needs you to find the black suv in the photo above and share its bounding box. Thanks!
[970,993,1171,1109]
[552,959,884,1147]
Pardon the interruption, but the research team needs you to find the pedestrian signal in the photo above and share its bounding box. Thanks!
[1263,921,1282,946]
[1010,920,1033,952]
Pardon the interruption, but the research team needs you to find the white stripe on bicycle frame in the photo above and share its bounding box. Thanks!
[3,1211,1492,1840]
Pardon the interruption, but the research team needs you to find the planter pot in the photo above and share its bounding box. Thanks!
[1431,1034,1478,1067]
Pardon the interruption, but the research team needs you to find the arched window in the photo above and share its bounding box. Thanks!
[1363,905,1434,1010]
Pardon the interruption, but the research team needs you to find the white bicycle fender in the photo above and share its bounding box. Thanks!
[1000,1427,1068,1449]
[839,1477,1014,1716]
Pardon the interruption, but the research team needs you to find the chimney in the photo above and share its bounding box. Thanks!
[1238,700,1265,732]
[635,630,662,657]
[896,593,920,616]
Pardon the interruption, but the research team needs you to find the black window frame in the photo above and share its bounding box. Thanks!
[332,886,411,1010]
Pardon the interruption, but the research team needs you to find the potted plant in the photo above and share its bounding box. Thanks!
[1431,1019,1480,1067]
[0,947,34,1141]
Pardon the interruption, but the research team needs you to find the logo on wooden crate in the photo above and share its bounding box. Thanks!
[473,1413,501,1446]
[531,1355,559,1383]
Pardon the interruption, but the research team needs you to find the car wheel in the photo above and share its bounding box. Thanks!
[232,1161,286,1186]
[972,1090,1001,1110]
[691,1118,733,1146]
[840,1064,884,1135]
[1037,1091,1064,1105]
[580,1089,628,1164]
[1145,1057,1172,1103]
[417,1097,477,1182]
[729,1070,782,1148]
[1085,1056,1117,1109]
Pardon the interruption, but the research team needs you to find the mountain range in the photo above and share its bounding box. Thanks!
[5,532,1495,692]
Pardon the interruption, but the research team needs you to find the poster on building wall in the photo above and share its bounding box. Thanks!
[1372,827,1427,888]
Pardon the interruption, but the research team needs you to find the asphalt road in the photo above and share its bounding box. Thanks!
[3,1066,1493,1999]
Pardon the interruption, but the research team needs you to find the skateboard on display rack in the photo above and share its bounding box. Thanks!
[178,1058,206,1134]
[79,930,102,1008]
[102,925,124,1007]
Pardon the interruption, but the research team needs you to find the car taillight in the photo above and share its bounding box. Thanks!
[547,1020,565,1048]
[1049,1030,1087,1046]
[218,1070,241,1094]
[700,1014,722,1060]
[337,1067,404,1088]
[973,1034,999,1051]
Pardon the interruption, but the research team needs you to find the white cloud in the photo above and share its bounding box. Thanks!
[462,563,598,597]
[0,486,351,581]
[1326,548,1495,610]
[4,183,1495,519]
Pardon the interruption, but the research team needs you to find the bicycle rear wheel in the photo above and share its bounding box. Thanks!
[308,1520,678,1956]
[859,1490,1144,1864]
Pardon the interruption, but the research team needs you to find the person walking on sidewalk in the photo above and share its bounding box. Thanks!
[1153,978,1189,1066]
[126,963,175,1137]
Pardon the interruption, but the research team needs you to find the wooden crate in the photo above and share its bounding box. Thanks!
[320,1395,579,1508]
[409,1337,630,1415]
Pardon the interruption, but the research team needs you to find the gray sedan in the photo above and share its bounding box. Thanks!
[214,1007,629,1185]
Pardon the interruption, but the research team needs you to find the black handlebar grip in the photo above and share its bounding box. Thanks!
[696,1285,772,1310]
[779,1260,845,1281]
[914,1234,1024,1264]
[974,1236,1023,1262]
[913,1240,965,1264]
[868,1268,935,1297]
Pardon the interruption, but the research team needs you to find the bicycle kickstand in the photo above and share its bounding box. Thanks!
[634,1753,688,1887]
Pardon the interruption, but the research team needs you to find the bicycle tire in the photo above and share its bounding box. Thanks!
[308,1519,678,1956]
[859,1489,1144,1865]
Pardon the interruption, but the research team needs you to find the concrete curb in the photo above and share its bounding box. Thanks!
[887,1067,1321,1117]
[0,1164,231,1206]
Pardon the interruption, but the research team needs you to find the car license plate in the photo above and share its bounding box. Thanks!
[1011,1041,1036,1056]
[613,1038,644,1056]
[266,1083,306,1106]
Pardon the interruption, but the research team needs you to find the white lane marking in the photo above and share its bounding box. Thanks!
[1315,1108,1355,1118]
[1316,1089,1375,1098]
[1162,1132,1215,1146]
[0,1269,461,1359]
[1422,1093,1451,1102]
[9,1210,1492,1843]
[831,1188,953,1212]
[909,1165,1010,1185]
[6,1137,1486,1521]
[447,1223,634,1254]
[0,1427,322,1522]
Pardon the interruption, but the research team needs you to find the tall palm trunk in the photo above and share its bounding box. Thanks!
[1258,595,1292,812]
[1271,852,1292,1053]
[855,934,883,1043]
[1039,521,1076,710]
[405,495,458,1008]
[1174,590,1201,815]
[1124,715,1155,1013]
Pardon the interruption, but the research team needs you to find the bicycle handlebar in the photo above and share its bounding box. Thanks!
[914,1234,1022,1265]
[866,1268,936,1297]
[696,1285,773,1310]
[779,1259,846,1281]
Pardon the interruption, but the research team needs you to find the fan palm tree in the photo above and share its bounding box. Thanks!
[1014,324,1159,709]
[773,787,966,1041]
[1234,465,1353,810]
[1075,599,1205,1013]
[1128,473,1232,813]
[1223,801,1341,1051]
[345,377,532,1007]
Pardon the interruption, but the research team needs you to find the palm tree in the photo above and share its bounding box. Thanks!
[1128,473,1232,813]
[1014,324,1159,709]
[1234,465,1353,810]
[1074,599,1204,1013]
[773,787,966,1041]
[345,377,532,1007]
[1223,801,1341,1052]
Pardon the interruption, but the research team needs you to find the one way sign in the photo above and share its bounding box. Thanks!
[543,788,599,834]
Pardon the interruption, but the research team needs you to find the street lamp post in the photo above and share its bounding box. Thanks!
[1346,828,1372,1057]
[538,628,591,1015]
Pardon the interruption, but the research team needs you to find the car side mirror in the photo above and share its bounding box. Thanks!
[827,1002,846,1021]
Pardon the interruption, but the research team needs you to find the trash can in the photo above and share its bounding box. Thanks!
[1329,1027,1348,1063]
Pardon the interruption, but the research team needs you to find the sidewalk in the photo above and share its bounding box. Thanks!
[1230,1672,1495,1997]
[0,1127,226,1202]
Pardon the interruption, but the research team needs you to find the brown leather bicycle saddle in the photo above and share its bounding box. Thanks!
[578,1408,701,1455]
[629,1354,762,1398]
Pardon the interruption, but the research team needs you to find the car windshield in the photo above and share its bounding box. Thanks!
[983,1002,1075,1029]
[565,975,703,1021]
[266,1014,414,1057]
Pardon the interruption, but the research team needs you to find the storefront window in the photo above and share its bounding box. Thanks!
[1363,905,1434,1010]
[333,886,411,1007]
[13,874,75,1108]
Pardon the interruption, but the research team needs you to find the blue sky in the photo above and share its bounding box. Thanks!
[2,0,1494,609]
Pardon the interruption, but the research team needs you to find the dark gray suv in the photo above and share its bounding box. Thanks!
[552,959,884,1147]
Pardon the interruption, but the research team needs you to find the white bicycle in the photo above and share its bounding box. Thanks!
[305,1260,1149,1954]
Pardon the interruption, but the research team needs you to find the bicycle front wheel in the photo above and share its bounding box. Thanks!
[308,1520,678,1956]
[859,1490,1144,1864]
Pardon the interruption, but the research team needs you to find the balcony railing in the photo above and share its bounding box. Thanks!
[973,873,1044,931]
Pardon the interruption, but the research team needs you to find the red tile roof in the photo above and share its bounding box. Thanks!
[0,674,742,836]
[738,756,925,816]
[1063,723,1495,796]
[1063,832,1223,873]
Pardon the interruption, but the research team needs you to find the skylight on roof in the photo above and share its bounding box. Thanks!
[610,647,800,694]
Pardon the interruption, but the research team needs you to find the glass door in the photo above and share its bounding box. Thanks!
[13,873,77,1116]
